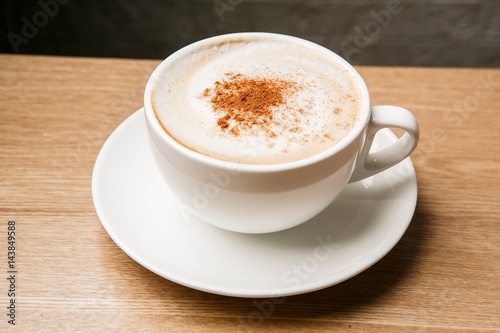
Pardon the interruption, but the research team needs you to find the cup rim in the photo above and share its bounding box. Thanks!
[144,32,371,173]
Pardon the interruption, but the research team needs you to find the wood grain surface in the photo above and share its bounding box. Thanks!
[0,54,499,332]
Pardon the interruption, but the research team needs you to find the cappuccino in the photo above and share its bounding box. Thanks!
[151,35,361,164]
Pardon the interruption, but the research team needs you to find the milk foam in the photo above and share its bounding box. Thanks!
[151,37,361,164]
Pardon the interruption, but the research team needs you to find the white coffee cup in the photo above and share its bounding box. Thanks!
[144,32,419,234]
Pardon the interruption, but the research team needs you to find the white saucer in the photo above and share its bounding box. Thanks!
[92,109,417,298]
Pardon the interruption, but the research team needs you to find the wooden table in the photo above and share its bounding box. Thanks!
[1,55,499,332]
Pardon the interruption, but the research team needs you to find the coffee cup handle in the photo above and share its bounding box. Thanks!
[348,105,419,183]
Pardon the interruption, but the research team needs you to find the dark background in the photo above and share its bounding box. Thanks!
[1,0,499,67]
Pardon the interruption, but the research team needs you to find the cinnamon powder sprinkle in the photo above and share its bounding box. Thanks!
[203,73,299,136]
